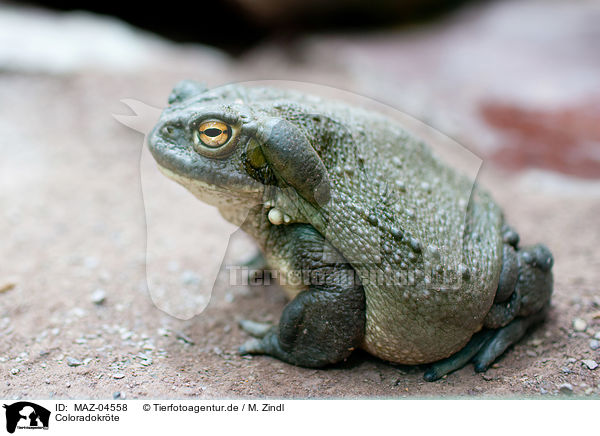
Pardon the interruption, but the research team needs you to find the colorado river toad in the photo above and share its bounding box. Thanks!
[148,81,553,380]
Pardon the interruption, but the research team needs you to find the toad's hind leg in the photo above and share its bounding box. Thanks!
[424,229,553,381]
[473,240,553,372]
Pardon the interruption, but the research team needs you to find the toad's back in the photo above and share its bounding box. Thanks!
[293,102,504,363]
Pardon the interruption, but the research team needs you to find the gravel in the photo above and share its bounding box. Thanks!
[91,288,107,305]
[0,281,16,293]
[572,318,587,332]
[66,357,83,367]
[175,330,195,345]
[558,383,574,394]
[180,270,201,286]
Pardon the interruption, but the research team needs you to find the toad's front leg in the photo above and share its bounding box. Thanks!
[238,224,365,367]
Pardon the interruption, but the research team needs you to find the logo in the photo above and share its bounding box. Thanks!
[3,402,50,434]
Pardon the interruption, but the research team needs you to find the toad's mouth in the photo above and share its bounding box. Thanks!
[156,164,264,203]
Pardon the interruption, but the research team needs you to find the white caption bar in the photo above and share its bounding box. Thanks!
[0,399,596,435]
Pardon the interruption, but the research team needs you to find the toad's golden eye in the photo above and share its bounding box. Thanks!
[195,120,232,148]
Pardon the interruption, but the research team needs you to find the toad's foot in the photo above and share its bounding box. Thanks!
[424,305,549,381]
[472,305,549,372]
[423,330,494,382]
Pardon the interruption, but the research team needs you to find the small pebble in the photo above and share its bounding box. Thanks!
[10,368,19,375]
[594,331,600,340]
[581,359,598,370]
[113,392,121,399]
[113,373,125,379]
[83,256,99,269]
[181,270,201,286]
[66,357,83,367]
[71,307,86,318]
[0,281,16,293]
[99,271,112,283]
[175,331,195,345]
[573,318,587,332]
[590,339,600,350]
[558,383,573,393]
[91,288,106,305]
[157,327,170,337]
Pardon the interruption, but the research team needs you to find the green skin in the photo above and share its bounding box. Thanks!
[148,81,554,380]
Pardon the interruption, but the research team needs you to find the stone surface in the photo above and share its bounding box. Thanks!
[1,0,599,398]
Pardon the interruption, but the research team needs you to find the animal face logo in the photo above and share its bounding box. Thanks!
[2,402,50,434]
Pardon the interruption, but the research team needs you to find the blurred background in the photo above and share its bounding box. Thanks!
[3,0,599,176]
[1,0,600,399]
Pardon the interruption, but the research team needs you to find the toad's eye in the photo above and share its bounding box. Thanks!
[195,120,232,148]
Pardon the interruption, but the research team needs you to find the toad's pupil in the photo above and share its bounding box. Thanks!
[203,128,223,137]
